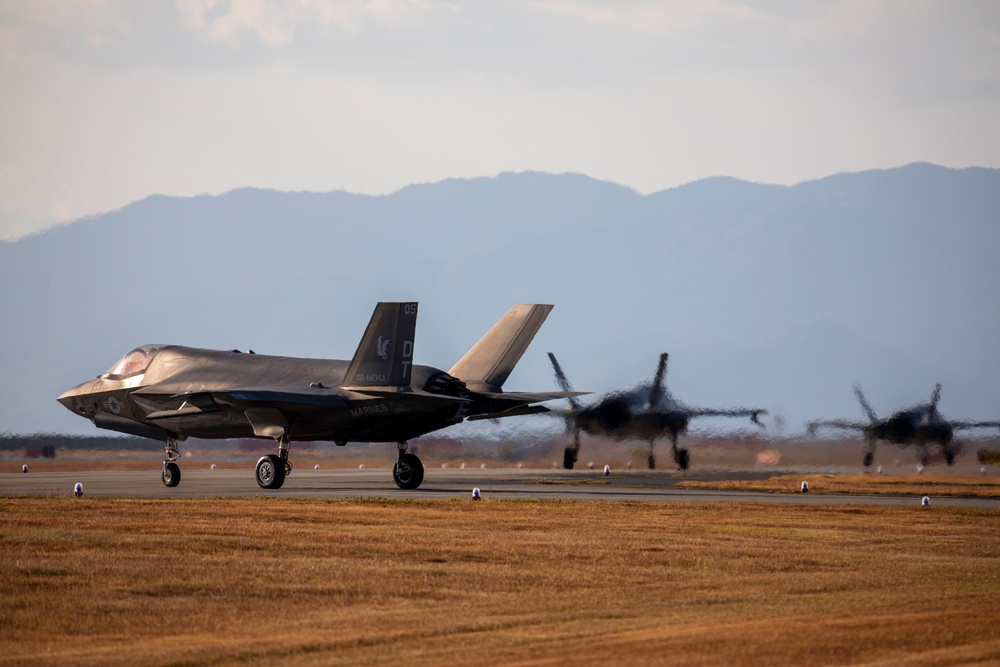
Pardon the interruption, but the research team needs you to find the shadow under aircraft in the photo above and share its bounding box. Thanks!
[806,384,1000,467]
[58,303,584,490]
[547,352,767,470]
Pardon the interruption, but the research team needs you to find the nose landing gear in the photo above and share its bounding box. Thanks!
[161,434,182,487]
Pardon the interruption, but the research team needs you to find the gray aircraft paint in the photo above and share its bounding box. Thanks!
[58,303,584,491]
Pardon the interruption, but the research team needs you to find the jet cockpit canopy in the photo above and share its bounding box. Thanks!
[104,345,163,379]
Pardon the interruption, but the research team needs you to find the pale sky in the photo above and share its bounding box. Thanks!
[1,0,998,239]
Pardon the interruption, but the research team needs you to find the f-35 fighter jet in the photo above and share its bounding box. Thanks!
[548,352,766,470]
[807,383,1000,467]
[58,303,583,490]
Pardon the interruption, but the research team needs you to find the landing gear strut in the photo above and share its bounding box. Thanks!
[393,442,424,489]
[161,435,181,487]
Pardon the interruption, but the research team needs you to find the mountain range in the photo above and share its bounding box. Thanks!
[2,162,998,437]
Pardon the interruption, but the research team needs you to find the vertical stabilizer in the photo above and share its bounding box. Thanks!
[344,302,418,387]
[449,304,553,392]
[547,352,583,411]
[647,353,669,408]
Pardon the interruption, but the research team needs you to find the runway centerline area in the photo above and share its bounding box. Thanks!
[3,467,998,508]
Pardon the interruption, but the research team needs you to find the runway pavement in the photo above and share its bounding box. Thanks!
[3,466,999,507]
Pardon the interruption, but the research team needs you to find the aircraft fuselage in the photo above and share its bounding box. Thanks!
[872,410,954,446]
[58,345,468,444]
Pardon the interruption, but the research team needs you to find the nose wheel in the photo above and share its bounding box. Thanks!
[161,435,182,487]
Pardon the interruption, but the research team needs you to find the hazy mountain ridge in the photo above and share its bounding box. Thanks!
[2,163,998,436]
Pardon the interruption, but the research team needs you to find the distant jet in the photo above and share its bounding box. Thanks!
[58,303,584,490]
[807,384,1000,467]
[547,352,766,470]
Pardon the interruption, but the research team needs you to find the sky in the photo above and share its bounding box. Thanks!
[1,0,999,240]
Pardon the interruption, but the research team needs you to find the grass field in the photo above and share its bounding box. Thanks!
[2,497,1000,666]
[677,473,1000,498]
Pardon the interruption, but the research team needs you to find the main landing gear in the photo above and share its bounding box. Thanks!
[667,433,690,471]
[161,434,182,487]
[563,446,579,470]
[943,443,958,466]
[863,437,877,468]
[393,442,424,490]
[562,430,581,470]
[256,434,292,490]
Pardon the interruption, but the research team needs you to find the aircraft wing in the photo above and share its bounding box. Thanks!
[686,407,768,425]
[132,388,350,420]
[805,419,869,435]
[952,420,1000,431]
[135,386,473,430]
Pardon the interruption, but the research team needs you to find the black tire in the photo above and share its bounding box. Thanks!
[393,453,424,490]
[162,462,181,487]
[563,447,578,470]
[945,448,956,466]
[256,455,286,489]
[647,453,656,470]
[863,451,875,467]
[675,448,690,471]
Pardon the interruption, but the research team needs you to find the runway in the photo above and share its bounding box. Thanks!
[3,466,999,508]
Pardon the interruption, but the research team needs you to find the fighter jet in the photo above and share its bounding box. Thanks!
[547,352,766,470]
[58,303,583,490]
[806,384,1000,467]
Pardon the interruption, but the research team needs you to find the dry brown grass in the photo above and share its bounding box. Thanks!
[678,473,1000,498]
[2,498,1000,666]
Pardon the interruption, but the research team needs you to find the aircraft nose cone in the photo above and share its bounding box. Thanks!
[57,393,78,413]
[57,381,95,417]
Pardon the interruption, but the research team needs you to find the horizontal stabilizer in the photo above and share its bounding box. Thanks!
[466,405,551,421]
[344,387,471,408]
[449,304,553,392]
[464,389,587,421]
[482,390,589,404]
